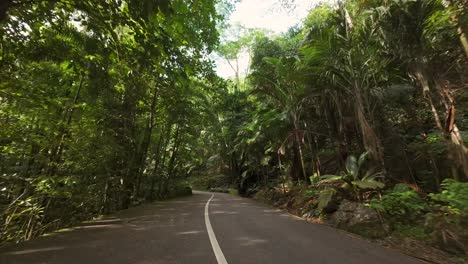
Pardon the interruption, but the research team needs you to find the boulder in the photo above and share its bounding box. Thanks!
[330,200,388,238]
[322,198,339,214]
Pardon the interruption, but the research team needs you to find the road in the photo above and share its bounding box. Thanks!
[0,191,425,264]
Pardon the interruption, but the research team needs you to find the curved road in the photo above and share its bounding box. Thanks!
[0,191,424,264]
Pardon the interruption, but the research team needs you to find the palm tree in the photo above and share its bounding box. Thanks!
[250,54,310,183]
[368,0,468,178]
[300,2,387,165]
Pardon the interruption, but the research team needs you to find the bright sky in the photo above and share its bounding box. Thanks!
[215,0,325,78]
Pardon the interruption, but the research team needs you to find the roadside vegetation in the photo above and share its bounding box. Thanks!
[0,0,228,243]
[0,0,467,262]
[199,0,468,261]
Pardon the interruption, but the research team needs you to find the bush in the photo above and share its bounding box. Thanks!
[429,179,468,216]
[189,174,230,190]
[209,187,229,193]
[425,179,468,254]
[168,183,192,198]
[369,184,428,222]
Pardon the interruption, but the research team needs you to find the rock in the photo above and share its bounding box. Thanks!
[302,206,318,219]
[322,199,339,214]
[330,200,389,238]
[330,200,375,226]
[245,188,258,197]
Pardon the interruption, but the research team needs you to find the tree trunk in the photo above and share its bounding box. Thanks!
[46,74,85,176]
[293,121,308,183]
[120,84,138,209]
[353,82,383,163]
[411,60,468,179]
[149,125,167,200]
[167,124,181,178]
[156,123,172,199]
[0,0,14,22]
[133,86,160,198]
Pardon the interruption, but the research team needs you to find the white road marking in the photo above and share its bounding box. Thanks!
[204,194,228,264]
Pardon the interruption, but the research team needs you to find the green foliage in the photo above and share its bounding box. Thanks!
[189,174,230,190]
[303,189,317,199]
[429,179,468,216]
[393,224,430,241]
[369,184,428,222]
[168,182,193,198]
[218,0,467,256]
[0,0,226,243]
[317,152,384,211]
[320,152,385,190]
[317,188,337,211]
[1,0,467,252]
[228,188,239,196]
[425,179,468,255]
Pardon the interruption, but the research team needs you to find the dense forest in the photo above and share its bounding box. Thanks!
[0,0,467,258]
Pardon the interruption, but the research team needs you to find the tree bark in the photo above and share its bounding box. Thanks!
[133,86,160,198]
[293,117,308,183]
[149,124,167,200]
[411,60,468,179]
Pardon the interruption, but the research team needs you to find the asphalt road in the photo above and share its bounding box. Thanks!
[0,191,425,264]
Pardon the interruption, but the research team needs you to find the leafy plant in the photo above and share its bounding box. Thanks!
[429,179,468,216]
[317,188,337,211]
[425,180,468,254]
[369,184,428,222]
[317,152,384,211]
[322,152,385,190]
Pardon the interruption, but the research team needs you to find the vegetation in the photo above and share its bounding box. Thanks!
[369,184,428,223]
[317,152,385,210]
[0,0,467,259]
[0,0,232,243]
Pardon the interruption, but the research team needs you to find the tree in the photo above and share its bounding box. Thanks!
[0,0,224,242]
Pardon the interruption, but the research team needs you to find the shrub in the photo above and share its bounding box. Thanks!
[189,174,229,190]
[369,184,428,222]
[168,183,192,198]
[429,179,468,216]
[425,179,468,254]
[317,152,384,211]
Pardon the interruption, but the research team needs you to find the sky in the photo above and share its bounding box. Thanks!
[215,0,324,78]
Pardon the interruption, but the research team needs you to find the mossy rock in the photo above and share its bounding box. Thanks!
[330,200,389,238]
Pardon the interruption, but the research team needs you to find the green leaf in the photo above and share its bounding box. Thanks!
[345,155,358,178]
[319,175,344,183]
[352,180,384,189]
[358,152,369,168]
[263,57,280,66]
[318,188,337,210]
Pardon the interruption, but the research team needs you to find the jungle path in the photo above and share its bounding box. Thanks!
[0,191,425,264]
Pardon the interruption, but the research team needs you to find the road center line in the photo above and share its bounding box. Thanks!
[204,194,228,264]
